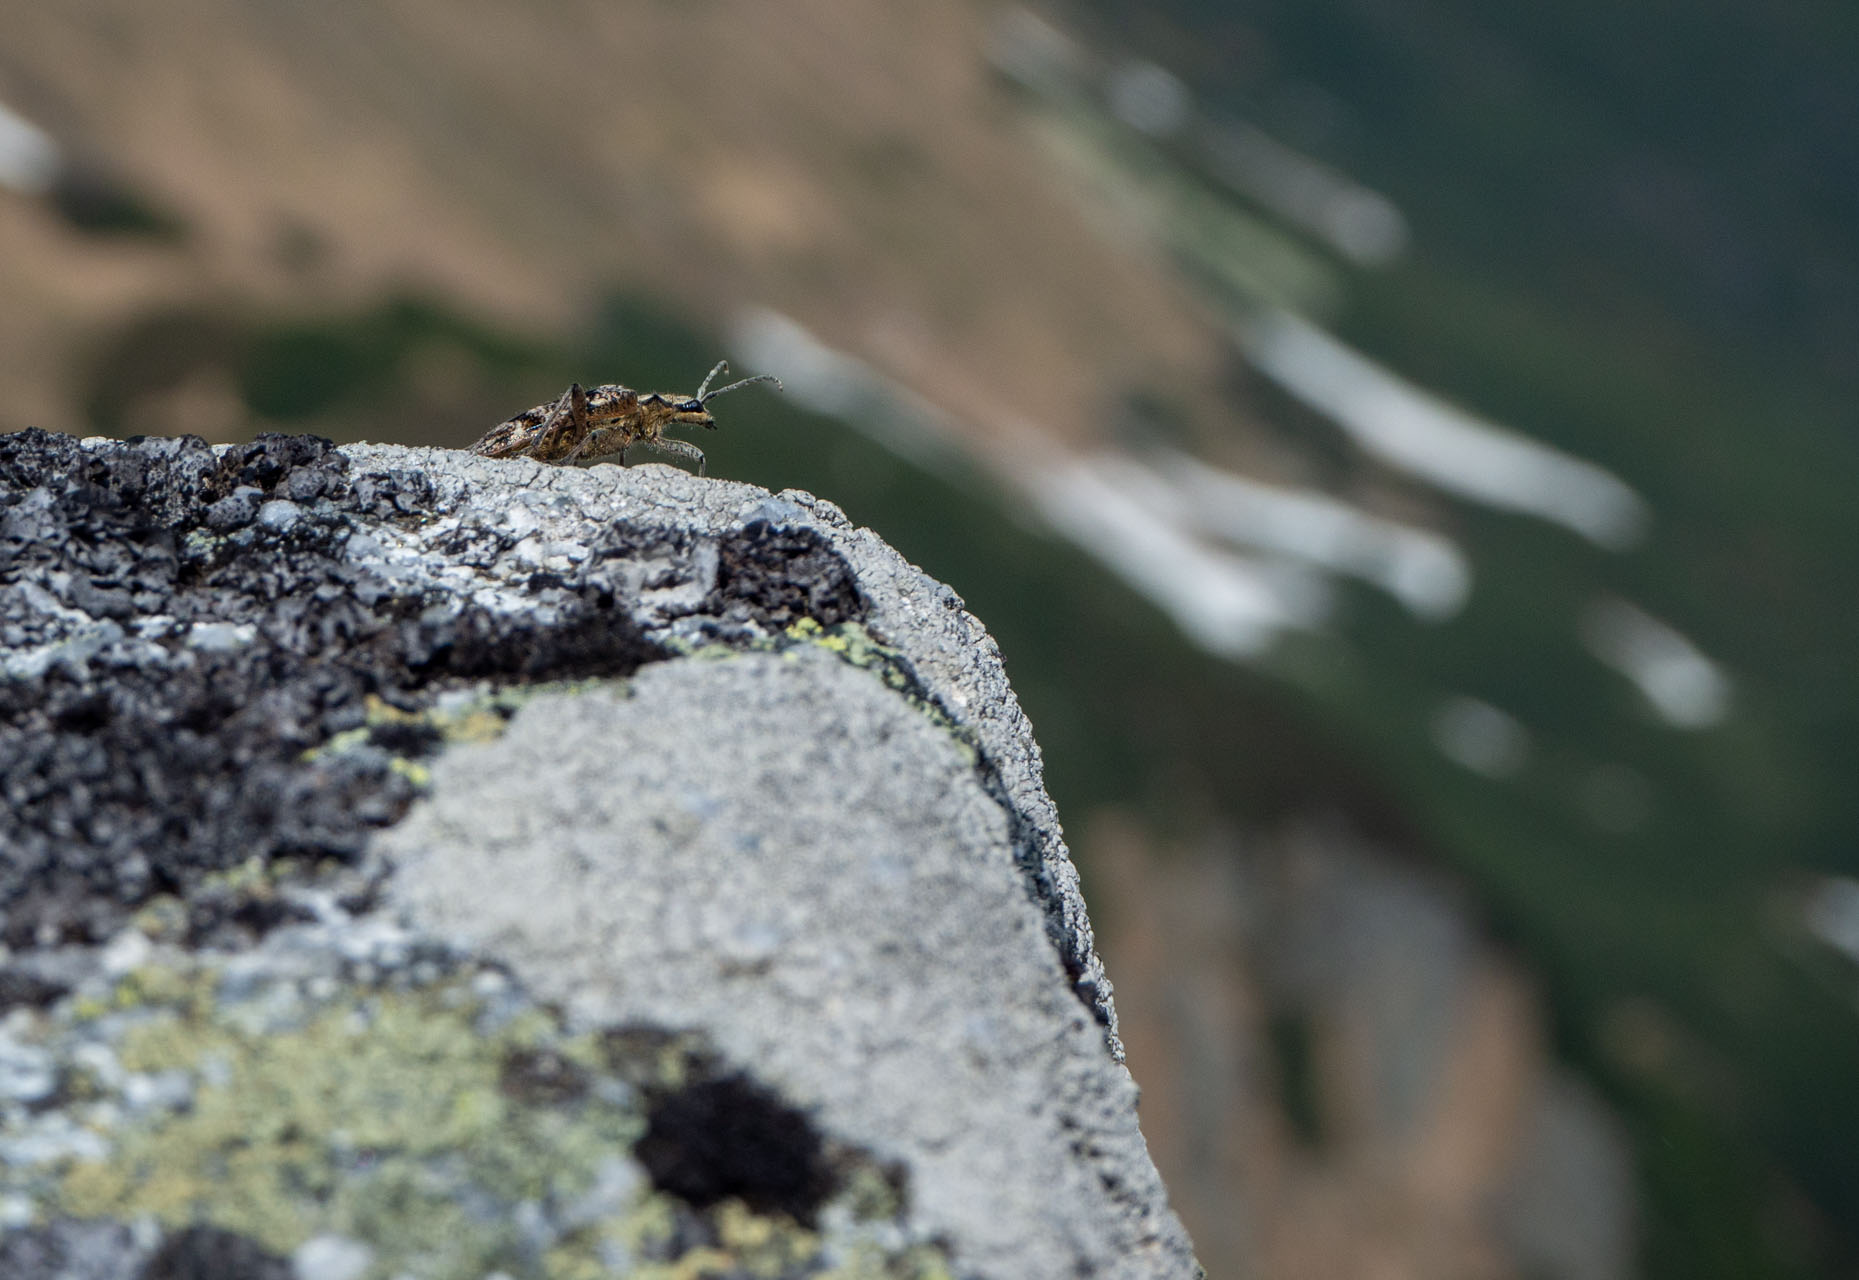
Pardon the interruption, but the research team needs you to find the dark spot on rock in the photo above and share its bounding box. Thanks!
[398,591,655,683]
[139,1225,292,1280]
[705,521,867,627]
[500,1046,591,1105]
[0,968,69,1012]
[50,691,111,734]
[185,886,317,948]
[635,1072,839,1227]
[367,718,445,758]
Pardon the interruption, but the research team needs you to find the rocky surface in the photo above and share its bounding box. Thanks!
[0,430,1200,1280]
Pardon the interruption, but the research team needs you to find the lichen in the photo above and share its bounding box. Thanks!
[781,619,977,763]
[656,619,975,765]
[0,430,659,933]
[17,951,950,1280]
[59,981,636,1269]
[301,681,630,788]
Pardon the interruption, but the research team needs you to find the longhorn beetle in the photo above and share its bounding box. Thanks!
[468,361,782,476]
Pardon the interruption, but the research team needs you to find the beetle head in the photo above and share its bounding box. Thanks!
[668,396,716,429]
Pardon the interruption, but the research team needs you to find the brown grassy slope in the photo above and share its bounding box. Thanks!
[0,0,1228,451]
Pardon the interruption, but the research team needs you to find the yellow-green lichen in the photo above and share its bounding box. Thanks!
[781,620,976,764]
[56,980,644,1274]
[389,756,432,787]
[510,619,979,767]
[308,725,373,759]
[131,894,191,943]
[538,1191,952,1280]
[837,1162,906,1223]
[26,956,955,1279]
[197,854,292,898]
[659,635,746,663]
[109,958,214,1016]
[302,684,623,776]
[66,994,111,1023]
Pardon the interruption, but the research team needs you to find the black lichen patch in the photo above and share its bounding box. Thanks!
[0,430,881,955]
[0,429,659,945]
[0,967,70,1012]
[399,583,649,682]
[140,1225,292,1280]
[635,1072,840,1227]
[706,520,868,627]
[182,875,320,950]
[364,716,446,758]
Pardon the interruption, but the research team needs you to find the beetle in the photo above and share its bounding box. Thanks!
[469,360,781,476]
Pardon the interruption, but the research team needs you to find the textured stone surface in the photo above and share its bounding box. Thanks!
[385,649,1190,1278]
[0,431,1198,1279]
[335,440,1118,1049]
[0,429,655,940]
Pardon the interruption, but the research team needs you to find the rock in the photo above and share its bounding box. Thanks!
[0,431,1201,1280]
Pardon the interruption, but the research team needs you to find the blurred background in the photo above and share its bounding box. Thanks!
[3,2,1857,1276]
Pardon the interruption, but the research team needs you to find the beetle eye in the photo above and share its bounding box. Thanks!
[680,399,705,413]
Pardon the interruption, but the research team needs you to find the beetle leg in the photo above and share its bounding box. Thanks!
[647,437,708,478]
[536,383,589,461]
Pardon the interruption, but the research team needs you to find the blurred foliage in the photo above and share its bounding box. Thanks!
[48,168,187,239]
[1076,0,1859,383]
[1049,3,1859,1272]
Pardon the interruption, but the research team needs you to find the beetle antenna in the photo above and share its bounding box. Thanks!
[695,360,730,400]
[700,372,784,403]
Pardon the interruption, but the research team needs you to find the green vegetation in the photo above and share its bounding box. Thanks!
[1034,4,1859,1271]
